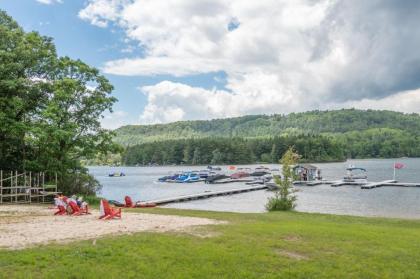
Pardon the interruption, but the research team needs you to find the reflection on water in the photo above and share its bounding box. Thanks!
[89,158,420,219]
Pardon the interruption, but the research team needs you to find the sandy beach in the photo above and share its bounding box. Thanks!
[0,205,223,250]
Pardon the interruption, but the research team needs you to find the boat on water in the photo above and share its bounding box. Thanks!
[207,165,222,171]
[108,172,126,177]
[205,174,229,184]
[158,173,180,182]
[343,166,367,182]
[198,170,215,179]
[230,171,250,179]
[175,172,200,183]
[246,174,273,185]
[250,166,271,176]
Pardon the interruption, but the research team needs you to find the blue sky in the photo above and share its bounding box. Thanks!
[2,1,420,128]
[0,0,226,127]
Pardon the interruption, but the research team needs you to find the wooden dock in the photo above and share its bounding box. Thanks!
[293,180,324,186]
[330,181,366,187]
[360,180,396,189]
[138,185,268,206]
[293,179,420,189]
[210,178,255,184]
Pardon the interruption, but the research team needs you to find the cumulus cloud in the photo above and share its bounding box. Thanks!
[101,110,129,129]
[78,0,129,28]
[36,0,62,4]
[337,89,420,114]
[79,0,420,123]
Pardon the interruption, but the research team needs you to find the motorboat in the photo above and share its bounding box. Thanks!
[230,171,250,179]
[108,172,126,177]
[175,172,200,183]
[205,174,229,184]
[343,166,367,182]
[246,175,273,185]
[207,166,222,171]
[158,173,180,182]
[198,170,213,178]
[250,166,271,176]
[250,170,270,176]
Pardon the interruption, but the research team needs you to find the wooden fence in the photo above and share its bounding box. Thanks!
[0,171,59,204]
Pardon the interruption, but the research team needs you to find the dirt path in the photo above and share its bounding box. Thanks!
[0,205,223,250]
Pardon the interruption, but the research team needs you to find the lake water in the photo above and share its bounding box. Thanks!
[89,158,420,219]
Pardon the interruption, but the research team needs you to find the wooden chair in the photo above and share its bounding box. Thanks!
[99,199,121,220]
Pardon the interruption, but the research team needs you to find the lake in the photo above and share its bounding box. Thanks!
[89,158,420,219]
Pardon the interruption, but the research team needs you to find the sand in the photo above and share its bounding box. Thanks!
[0,205,224,250]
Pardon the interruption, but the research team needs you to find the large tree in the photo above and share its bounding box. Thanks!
[0,10,118,194]
[0,10,56,170]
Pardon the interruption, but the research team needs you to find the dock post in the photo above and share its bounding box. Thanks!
[393,162,396,181]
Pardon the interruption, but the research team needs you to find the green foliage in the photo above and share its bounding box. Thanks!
[266,147,298,211]
[113,109,420,145]
[122,135,344,165]
[59,170,102,196]
[115,109,420,161]
[83,195,102,206]
[0,10,117,195]
[210,149,223,165]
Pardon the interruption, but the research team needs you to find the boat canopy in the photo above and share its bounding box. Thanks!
[346,167,367,172]
[293,164,318,170]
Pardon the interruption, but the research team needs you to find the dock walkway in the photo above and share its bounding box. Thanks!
[294,179,420,189]
[361,180,396,189]
[138,185,268,206]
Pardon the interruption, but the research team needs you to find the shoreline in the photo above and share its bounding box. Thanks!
[87,157,418,168]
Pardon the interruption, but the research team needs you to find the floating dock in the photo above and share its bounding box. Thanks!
[360,180,396,189]
[330,181,366,187]
[294,179,420,189]
[138,185,268,206]
[293,180,324,186]
[209,178,255,184]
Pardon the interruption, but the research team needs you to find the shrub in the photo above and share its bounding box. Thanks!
[59,170,102,196]
[266,147,299,211]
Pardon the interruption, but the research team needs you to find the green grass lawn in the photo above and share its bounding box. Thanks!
[1,208,420,278]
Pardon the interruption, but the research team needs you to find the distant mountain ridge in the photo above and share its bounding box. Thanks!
[114,109,420,146]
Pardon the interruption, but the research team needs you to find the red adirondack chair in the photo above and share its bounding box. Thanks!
[99,199,121,220]
[54,197,67,215]
[54,205,67,215]
[68,200,89,216]
[124,196,135,208]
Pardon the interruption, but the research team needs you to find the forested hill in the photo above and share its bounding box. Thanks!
[114,109,420,146]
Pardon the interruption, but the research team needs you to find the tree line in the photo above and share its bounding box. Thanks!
[121,127,420,166]
[114,109,420,146]
[122,135,345,165]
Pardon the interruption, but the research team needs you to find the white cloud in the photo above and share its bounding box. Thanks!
[101,110,129,129]
[139,74,304,124]
[36,0,62,5]
[337,89,420,114]
[78,0,129,28]
[79,0,420,123]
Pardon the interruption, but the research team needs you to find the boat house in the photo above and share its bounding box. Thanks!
[293,164,320,181]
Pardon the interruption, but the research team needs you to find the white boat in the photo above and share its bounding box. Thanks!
[343,166,367,182]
